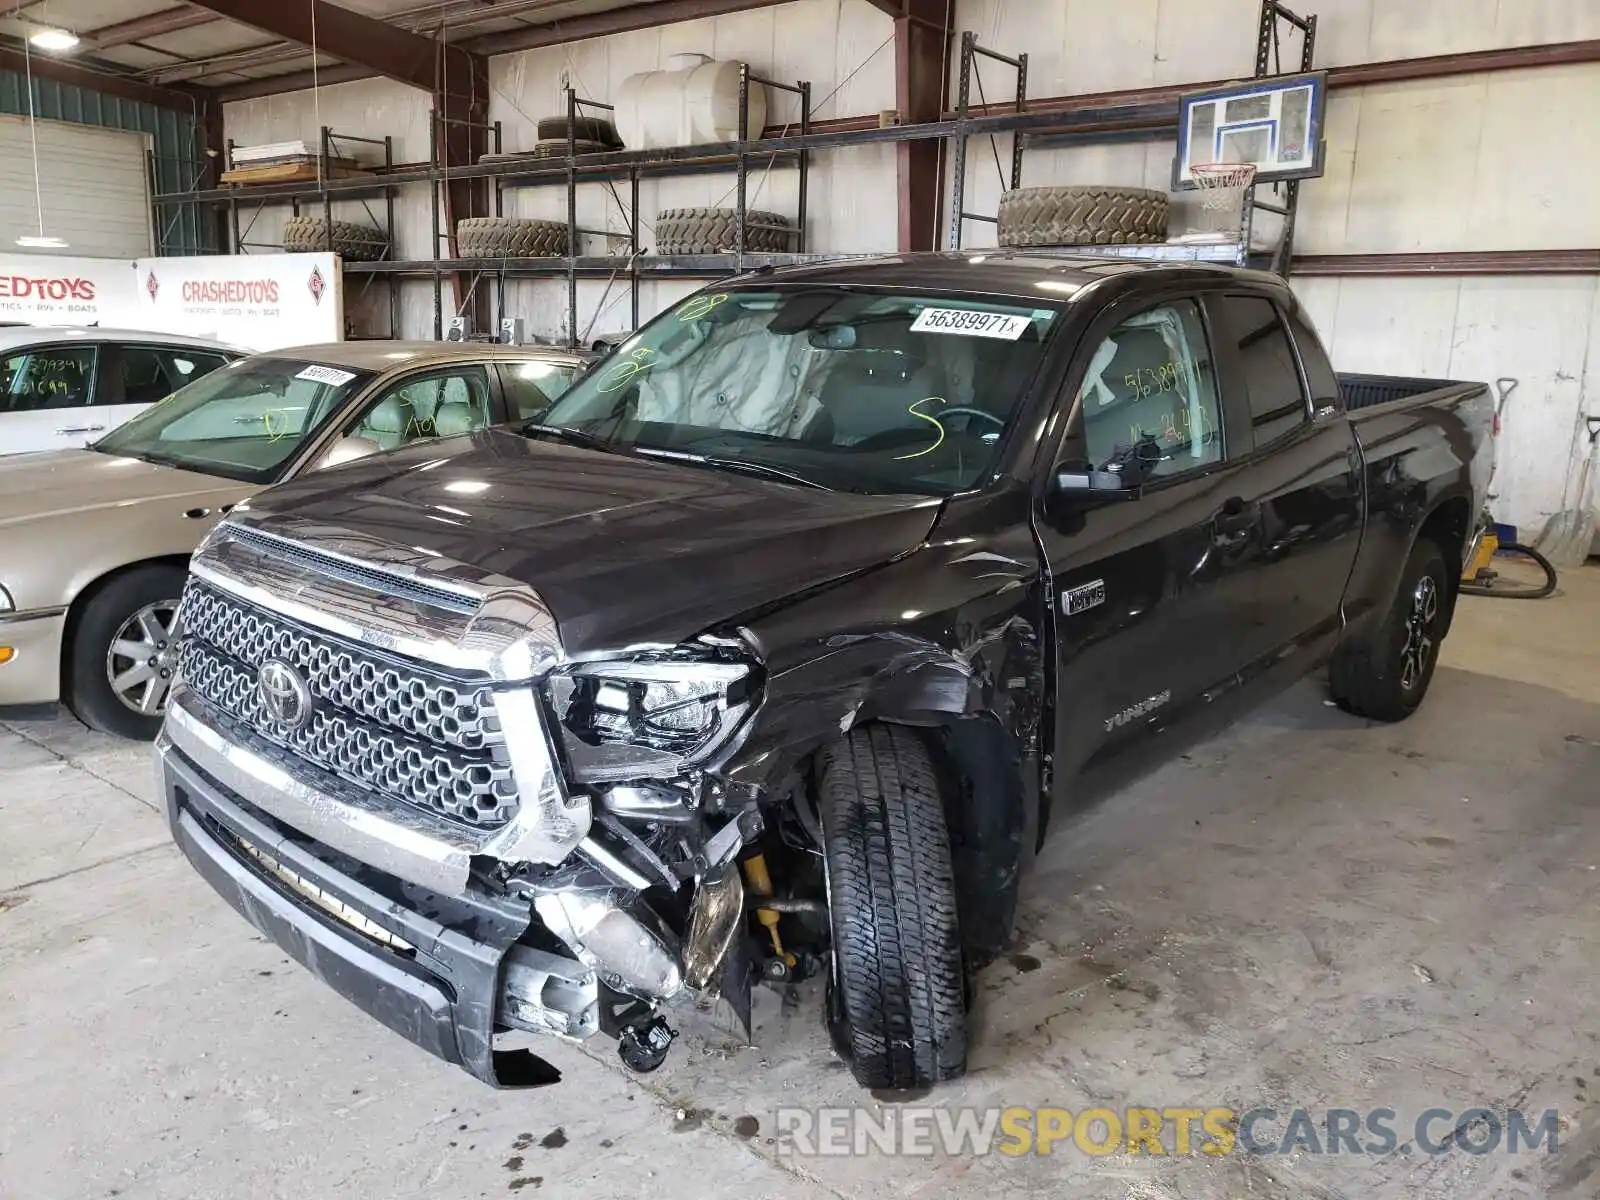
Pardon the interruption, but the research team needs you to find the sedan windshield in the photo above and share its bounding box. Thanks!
[537,288,1060,494]
[92,356,372,483]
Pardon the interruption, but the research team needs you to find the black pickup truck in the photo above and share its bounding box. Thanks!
[156,253,1494,1094]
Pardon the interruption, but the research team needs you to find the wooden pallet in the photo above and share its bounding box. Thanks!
[220,159,371,186]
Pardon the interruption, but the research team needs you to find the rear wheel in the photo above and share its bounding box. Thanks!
[65,564,186,740]
[1329,538,1449,722]
[816,724,967,1091]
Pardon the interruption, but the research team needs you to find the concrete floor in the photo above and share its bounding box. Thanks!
[3,565,1598,1200]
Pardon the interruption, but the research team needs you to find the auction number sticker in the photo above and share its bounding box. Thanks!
[911,307,1032,340]
[295,364,357,387]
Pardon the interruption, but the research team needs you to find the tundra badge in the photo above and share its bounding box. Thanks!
[1063,579,1107,616]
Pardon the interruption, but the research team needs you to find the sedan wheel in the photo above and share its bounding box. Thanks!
[66,563,189,741]
[105,600,181,716]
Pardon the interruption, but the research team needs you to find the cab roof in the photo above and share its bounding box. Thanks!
[742,250,1283,303]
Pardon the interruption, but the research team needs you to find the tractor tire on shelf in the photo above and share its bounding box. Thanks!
[454,217,571,259]
[996,185,1169,247]
[536,115,623,148]
[282,216,389,261]
[654,207,797,255]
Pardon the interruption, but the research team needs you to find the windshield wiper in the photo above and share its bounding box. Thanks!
[520,422,616,452]
[631,447,830,491]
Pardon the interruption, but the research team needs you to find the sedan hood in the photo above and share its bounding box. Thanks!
[0,449,250,529]
[241,430,944,654]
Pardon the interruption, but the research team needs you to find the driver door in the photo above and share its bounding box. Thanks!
[1037,292,1261,786]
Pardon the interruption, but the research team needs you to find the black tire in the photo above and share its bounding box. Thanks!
[996,184,1168,247]
[535,114,622,147]
[1329,537,1449,722]
[282,216,389,261]
[1458,542,1558,599]
[816,724,967,1091]
[65,564,187,741]
[654,207,797,255]
[455,217,571,258]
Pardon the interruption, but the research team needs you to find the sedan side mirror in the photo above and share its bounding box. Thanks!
[315,434,382,471]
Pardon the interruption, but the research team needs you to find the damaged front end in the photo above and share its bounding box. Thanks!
[156,516,782,1089]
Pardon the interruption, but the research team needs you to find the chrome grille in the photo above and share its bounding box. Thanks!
[177,581,518,828]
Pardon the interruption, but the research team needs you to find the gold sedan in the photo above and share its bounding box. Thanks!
[0,340,591,738]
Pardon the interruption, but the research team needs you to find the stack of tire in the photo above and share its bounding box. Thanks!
[282,216,389,261]
[995,185,1169,248]
[454,217,572,259]
[527,114,624,158]
[654,207,798,255]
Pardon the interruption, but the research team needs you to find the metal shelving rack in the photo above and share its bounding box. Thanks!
[946,0,1317,268]
[218,126,404,338]
[420,71,812,342]
[149,0,1316,344]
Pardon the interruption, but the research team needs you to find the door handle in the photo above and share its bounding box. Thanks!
[1211,497,1257,545]
[55,424,106,435]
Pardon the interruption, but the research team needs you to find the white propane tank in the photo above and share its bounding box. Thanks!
[615,53,769,149]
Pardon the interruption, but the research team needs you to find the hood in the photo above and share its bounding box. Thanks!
[242,430,944,654]
[0,449,252,529]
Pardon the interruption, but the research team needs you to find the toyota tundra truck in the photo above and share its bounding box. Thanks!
[155,252,1494,1093]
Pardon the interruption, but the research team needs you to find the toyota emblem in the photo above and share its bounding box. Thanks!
[258,659,313,729]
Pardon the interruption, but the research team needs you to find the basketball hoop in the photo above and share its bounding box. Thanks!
[1175,161,1259,241]
[1190,162,1258,211]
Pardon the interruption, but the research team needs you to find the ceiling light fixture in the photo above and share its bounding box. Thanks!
[28,27,78,52]
[15,34,68,252]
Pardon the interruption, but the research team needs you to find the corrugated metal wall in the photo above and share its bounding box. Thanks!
[0,70,213,255]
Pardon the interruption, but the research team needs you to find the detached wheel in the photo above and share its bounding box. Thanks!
[1329,537,1449,722]
[66,564,186,740]
[816,724,967,1091]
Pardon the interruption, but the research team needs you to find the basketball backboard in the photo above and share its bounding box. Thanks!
[1172,70,1328,188]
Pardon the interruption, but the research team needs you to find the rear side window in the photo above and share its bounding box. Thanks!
[1219,295,1309,446]
[501,360,579,422]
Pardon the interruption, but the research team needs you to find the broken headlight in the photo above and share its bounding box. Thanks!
[543,655,758,784]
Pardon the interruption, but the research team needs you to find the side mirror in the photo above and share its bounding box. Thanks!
[315,434,382,471]
[1052,467,1142,503]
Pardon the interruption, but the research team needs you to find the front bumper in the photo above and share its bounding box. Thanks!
[156,727,582,1088]
[0,609,66,706]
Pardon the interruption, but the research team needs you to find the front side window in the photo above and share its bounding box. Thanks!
[1077,299,1224,481]
[0,345,98,412]
[537,288,1060,495]
[1220,294,1309,445]
[91,357,373,483]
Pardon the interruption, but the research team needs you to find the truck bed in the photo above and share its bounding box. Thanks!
[1337,372,1481,412]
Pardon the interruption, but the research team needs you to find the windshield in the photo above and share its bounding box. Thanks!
[537,288,1060,494]
[93,356,373,483]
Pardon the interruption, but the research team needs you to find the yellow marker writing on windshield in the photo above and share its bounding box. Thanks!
[895,397,947,461]
[598,346,654,394]
[263,409,291,443]
[677,292,730,323]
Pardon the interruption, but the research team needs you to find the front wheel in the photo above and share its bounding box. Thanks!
[1329,537,1449,722]
[65,564,187,740]
[815,724,968,1091]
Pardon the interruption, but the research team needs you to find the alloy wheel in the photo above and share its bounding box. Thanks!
[1399,575,1439,691]
[106,600,181,716]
